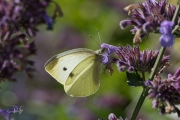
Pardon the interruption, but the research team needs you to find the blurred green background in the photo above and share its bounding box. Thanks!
[0,0,180,120]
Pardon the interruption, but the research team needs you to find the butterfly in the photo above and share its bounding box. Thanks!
[44,48,104,97]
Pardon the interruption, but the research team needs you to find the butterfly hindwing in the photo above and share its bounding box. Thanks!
[64,55,102,97]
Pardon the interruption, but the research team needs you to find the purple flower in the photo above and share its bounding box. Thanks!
[108,113,118,120]
[159,34,174,47]
[120,0,176,43]
[102,44,170,76]
[43,13,54,30]
[159,21,174,47]
[145,67,180,116]
[115,45,169,73]
[108,113,128,120]
[0,0,62,40]
[101,43,118,64]
[102,53,109,64]
[101,43,118,55]
[159,21,174,34]
[152,99,158,108]
[0,0,62,81]
[0,33,36,81]
[0,105,23,120]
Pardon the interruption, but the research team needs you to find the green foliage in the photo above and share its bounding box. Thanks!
[126,72,143,87]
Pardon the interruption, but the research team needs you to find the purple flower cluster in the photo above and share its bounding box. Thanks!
[0,0,62,81]
[108,113,128,120]
[101,43,170,73]
[120,0,176,44]
[0,33,36,81]
[0,0,62,40]
[0,105,23,120]
[145,68,180,116]
[101,43,118,64]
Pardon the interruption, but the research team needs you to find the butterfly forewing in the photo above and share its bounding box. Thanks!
[64,55,102,97]
[44,48,97,85]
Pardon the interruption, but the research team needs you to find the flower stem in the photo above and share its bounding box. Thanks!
[149,47,166,80]
[130,87,148,120]
[130,1,180,120]
[172,0,180,26]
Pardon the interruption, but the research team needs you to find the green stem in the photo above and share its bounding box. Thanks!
[130,1,180,120]
[130,88,149,120]
[149,47,166,80]
[172,0,180,26]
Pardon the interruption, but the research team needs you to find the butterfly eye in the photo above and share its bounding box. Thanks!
[63,67,67,71]
[101,48,106,53]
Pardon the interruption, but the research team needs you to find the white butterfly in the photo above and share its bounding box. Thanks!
[44,48,104,97]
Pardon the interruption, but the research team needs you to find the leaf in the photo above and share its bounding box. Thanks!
[126,72,143,87]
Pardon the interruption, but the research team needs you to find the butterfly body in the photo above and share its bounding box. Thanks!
[44,48,103,97]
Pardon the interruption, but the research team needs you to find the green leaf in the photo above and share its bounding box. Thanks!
[126,72,143,87]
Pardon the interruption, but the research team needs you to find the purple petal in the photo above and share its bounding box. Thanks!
[160,20,174,27]
[0,110,10,120]
[0,106,23,120]
[159,34,174,47]
[150,0,158,4]
[108,113,117,120]
[143,22,152,33]
[101,43,118,55]
[43,13,54,30]
[152,99,158,108]
[144,80,152,86]
[119,20,138,29]
[117,65,127,72]
[173,67,180,78]
[167,73,173,79]
[128,66,134,72]
[173,83,180,90]
[159,21,174,34]
[102,53,109,64]
[160,0,166,14]
[159,26,170,34]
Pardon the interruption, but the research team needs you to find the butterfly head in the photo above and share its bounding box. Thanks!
[95,48,106,54]
[95,48,106,63]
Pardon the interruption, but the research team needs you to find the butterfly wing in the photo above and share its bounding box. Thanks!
[64,55,102,97]
[44,48,97,85]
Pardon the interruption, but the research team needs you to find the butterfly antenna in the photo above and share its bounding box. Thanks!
[89,35,99,46]
[96,29,102,44]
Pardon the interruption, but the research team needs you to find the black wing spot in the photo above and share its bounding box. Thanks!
[69,72,74,78]
[63,67,67,71]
